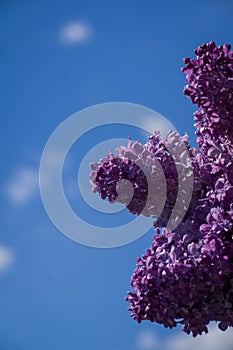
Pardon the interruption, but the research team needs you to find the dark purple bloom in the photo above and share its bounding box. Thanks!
[90,42,233,336]
[182,41,233,150]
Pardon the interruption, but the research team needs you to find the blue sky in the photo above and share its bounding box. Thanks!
[1,1,233,349]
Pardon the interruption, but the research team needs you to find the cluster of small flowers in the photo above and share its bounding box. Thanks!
[183,41,233,150]
[127,228,233,336]
[90,132,197,223]
[89,42,233,336]
[182,42,233,242]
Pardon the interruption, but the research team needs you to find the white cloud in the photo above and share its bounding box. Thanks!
[59,21,92,45]
[0,246,14,273]
[136,330,158,350]
[135,324,233,350]
[6,167,38,205]
[141,114,176,138]
[164,323,233,350]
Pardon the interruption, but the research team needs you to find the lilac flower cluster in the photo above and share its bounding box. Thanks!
[182,42,233,242]
[90,132,190,221]
[127,229,233,336]
[90,42,233,336]
[183,41,233,149]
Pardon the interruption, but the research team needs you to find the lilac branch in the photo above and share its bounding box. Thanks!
[90,41,233,336]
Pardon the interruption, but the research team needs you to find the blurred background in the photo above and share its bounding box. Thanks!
[1,0,233,349]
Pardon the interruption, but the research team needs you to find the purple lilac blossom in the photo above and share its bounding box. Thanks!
[90,41,233,336]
